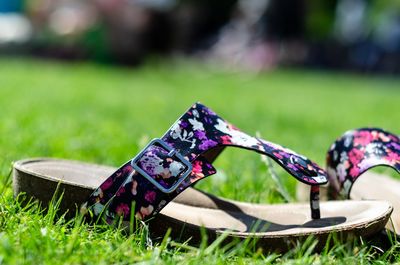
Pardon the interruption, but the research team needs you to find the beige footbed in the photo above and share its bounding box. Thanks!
[13,158,393,252]
[297,172,400,234]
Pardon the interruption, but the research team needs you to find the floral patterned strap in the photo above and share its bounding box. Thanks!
[82,103,327,222]
[327,128,400,199]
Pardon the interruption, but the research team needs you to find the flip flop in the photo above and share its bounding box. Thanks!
[326,128,400,234]
[297,128,399,234]
[13,103,393,252]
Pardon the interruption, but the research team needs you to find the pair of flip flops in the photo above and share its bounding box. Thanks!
[12,103,399,252]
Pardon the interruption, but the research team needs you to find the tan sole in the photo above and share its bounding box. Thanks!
[297,172,400,234]
[351,172,400,234]
[13,158,393,252]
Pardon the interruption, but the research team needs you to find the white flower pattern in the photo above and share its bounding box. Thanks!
[188,118,204,131]
[327,128,400,199]
[85,103,328,223]
[215,118,260,147]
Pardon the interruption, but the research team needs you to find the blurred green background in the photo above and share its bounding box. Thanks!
[1,0,400,73]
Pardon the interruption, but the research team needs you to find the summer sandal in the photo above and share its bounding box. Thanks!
[13,103,393,252]
[297,128,400,234]
[326,128,400,234]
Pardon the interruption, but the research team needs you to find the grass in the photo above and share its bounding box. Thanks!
[0,57,399,264]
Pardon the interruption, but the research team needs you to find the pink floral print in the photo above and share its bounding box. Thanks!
[115,203,130,216]
[327,128,400,199]
[84,103,327,222]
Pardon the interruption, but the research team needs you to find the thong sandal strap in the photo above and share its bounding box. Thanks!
[310,185,320,219]
[327,128,400,199]
[82,103,327,222]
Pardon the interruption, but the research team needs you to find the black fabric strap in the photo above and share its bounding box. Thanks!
[83,103,327,221]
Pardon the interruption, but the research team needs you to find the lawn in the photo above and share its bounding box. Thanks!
[0,58,399,264]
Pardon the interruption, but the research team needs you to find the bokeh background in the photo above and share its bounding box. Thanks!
[2,0,400,73]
